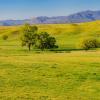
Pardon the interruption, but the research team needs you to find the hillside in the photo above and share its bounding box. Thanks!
[0,10,100,25]
[0,21,100,100]
[0,20,100,50]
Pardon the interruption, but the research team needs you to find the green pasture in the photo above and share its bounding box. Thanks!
[0,21,100,100]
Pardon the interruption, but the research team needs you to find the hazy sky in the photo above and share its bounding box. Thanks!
[0,0,100,20]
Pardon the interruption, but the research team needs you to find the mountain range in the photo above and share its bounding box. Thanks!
[0,10,100,26]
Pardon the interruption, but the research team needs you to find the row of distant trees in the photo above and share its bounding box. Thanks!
[2,24,100,51]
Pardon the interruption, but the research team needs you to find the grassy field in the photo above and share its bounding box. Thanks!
[0,50,100,100]
[0,21,100,100]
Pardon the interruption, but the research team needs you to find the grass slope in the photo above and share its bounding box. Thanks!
[0,21,100,100]
[0,20,100,50]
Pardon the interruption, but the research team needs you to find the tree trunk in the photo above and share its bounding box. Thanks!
[28,44,31,51]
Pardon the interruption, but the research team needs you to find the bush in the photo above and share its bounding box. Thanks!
[78,37,100,50]
[2,35,8,40]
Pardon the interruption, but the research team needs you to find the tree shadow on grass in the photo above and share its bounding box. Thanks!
[49,48,83,53]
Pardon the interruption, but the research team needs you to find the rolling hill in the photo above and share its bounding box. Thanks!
[0,20,100,50]
[0,21,100,100]
[0,0,100,99]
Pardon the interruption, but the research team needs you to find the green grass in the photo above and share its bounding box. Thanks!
[0,21,100,100]
[0,50,100,100]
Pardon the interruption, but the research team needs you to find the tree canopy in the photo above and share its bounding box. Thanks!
[21,24,58,51]
[21,24,38,51]
[35,32,58,50]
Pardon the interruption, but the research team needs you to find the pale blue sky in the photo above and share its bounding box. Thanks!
[0,0,100,20]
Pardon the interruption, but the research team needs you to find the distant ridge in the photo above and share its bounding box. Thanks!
[0,10,100,26]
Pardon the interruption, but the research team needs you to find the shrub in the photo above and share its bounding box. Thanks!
[2,35,8,40]
[78,37,99,50]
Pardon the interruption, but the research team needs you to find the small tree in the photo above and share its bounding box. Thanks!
[21,24,38,51]
[35,32,58,50]
[2,35,8,40]
[79,37,99,50]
